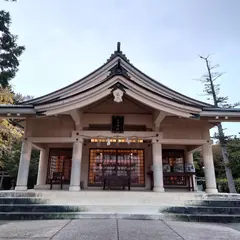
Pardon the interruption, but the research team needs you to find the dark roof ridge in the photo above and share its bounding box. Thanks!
[106,42,130,63]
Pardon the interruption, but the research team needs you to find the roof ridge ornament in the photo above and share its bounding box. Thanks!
[106,42,130,62]
[117,42,121,52]
[107,59,130,79]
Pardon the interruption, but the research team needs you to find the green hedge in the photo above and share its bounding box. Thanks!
[217,178,240,193]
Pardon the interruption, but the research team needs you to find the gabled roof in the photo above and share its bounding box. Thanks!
[1,42,240,121]
[21,42,213,108]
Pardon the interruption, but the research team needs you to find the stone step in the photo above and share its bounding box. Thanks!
[0,204,175,214]
[0,212,162,221]
[0,204,86,213]
[1,203,240,215]
[0,212,240,222]
[0,191,41,198]
[0,198,48,205]
[161,206,240,215]
[187,200,240,207]
[162,213,240,223]
[205,194,240,200]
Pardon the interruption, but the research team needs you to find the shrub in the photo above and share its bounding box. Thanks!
[217,178,240,193]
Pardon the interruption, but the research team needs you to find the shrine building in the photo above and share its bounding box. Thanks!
[1,42,240,194]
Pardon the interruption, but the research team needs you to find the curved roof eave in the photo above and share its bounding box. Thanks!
[21,42,214,108]
[33,74,203,111]
[118,55,213,108]
[34,76,202,118]
[21,59,114,105]
[202,107,240,112]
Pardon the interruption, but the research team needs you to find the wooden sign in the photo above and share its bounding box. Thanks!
[112,116,124,133]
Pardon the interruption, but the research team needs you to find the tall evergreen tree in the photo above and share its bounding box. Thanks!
[0,0,26,169]
[0,0,25,88]
[199,55,239,193]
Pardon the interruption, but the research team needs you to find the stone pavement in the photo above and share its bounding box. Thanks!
[0,219,239,240]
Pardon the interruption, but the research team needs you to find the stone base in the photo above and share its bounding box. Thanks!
[34,185,51,190]
[205,188,218,194]
[15,186,27,191]
[153,187,165,193]
[34,184,70,190]
[69,186,81,191]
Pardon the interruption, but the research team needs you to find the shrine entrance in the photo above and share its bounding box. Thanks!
[88,149,145,188]
[47,149,72,184]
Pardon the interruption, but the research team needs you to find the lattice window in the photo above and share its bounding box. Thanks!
[47,149,72,184]
[88,149,145,186]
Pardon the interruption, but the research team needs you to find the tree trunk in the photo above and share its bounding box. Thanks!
[218,123,237,193]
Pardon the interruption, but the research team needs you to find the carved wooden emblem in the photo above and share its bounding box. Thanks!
[113,88,123,103]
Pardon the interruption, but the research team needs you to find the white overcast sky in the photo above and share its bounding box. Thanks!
[1,0,240,136]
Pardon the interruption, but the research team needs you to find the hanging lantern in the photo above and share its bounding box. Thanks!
[107,137,111,146]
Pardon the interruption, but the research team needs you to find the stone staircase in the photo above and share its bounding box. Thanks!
[160,198,240,223]
[0,192,85,220]
[0,191,240,222]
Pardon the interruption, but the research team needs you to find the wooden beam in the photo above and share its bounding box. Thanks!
[160,139,208,145]
[187,146,202,153]
[27,132,208,146]
[208,119,240,123]
[70,109,82,130]
[32,143,44,151]
[27,137,75,143]
[72,130,162,139]
[153,111,167,131]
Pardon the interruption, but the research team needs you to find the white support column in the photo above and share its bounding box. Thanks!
[69,140,83,191]
[152,140,164,192]
[36,149,49,186]
[202,143,218,193]
[15,141,32,191]
[185,152,197,191]
[202,127,218,194]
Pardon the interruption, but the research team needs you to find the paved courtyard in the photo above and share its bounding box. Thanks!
[0,219,239,240]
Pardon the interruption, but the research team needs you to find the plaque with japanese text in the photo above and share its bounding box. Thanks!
[112,116,124,133]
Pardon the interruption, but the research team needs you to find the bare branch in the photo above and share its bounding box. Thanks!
[193,78,207,82]
[199,54,211,60]
[212,72,225,81]
[209,64,219,70]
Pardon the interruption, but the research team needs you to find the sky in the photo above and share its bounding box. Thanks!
[1,0,240,136]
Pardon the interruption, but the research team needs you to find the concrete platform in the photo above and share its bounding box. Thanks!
[31,190,207,206]
[0,219,239,240]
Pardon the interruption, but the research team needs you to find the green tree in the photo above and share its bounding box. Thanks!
[0,88,22,166]
[227,136,240,179]
[1,0,25,88]
[194,146,225,179]
[193,151,204,177]
[0,0,26,167]
[212,144,225,179]
[2,140,39,188]
[199,55,239,193]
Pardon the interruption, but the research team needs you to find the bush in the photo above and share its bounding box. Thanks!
[2,140,39,189]
[217,178,240,193]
